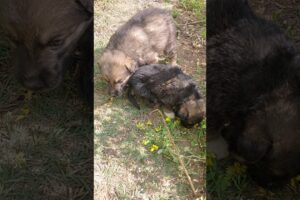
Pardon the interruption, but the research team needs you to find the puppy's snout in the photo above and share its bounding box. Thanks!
[22,75,46,91]
[110,88,122,97]
[21,69,59,91]
[109,82,127,97]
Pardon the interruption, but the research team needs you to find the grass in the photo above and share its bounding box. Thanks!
[178,0,206,40]
[0,37,93,199]
[207,156,300,200]
[179,0,203,19]
[136,114,205,186]
[207,156,250,199]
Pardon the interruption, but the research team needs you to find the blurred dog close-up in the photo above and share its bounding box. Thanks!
[207,0,300,187]
[0,1,94,199]
[127,64,205,127]
[0,0,93,98]
[98,7,177,96]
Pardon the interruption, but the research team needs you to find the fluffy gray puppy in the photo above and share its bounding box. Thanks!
[99,8,177,96]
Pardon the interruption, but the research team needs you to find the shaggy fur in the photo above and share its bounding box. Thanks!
[207,0,300,185]
[127,64,205,127]
[98,8,177,96]
[227,84,300,185]
[0,0,93,98]
[207,0,254,37]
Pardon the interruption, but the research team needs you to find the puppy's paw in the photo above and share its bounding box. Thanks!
[162,107,175,119]
[207,135,229,160]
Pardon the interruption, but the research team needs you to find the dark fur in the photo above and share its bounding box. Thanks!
[207,0,254,37]
[207,0,300,185]
[229,84,300,185]
[128,64,205,127]
[99,8,177,96]
[0,0,93,100]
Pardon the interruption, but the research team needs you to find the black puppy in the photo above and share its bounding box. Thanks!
[127,64,205,127]
[207,0,300,185]
[0,0,93,101]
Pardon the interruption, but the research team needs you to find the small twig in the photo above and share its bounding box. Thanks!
[150,109,198,197]
[187,21,201,25]
[177,21,201,26]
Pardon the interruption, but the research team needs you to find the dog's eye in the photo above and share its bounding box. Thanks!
[48,38,63,48]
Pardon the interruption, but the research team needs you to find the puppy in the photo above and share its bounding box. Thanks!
[99,8,177,96]
[222,83,300,186]
[207,0,300,185]
[127,64,205,127]
[0,0,93,96]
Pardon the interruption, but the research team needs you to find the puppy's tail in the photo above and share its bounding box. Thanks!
[127,89,141,110]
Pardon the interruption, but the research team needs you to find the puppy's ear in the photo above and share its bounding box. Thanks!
[62,18,92,52]
[76,0,93,14]
[124,57,138,73]
[100,75,109,82]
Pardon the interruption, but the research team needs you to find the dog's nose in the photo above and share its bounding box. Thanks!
[21,69,59,91]
[110,89,122,97]
[22,76,46,91]
[110,90,118,97]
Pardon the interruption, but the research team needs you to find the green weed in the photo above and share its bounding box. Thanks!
[179,0,205,21]
[172,9,180,18]
[207,154,249,200]
[136,113,205,196]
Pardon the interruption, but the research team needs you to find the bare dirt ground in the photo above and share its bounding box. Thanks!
[94,0,206,199]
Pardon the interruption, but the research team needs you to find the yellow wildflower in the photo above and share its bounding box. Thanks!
[136,122,145,130]
[150,144,159,152]
[174,119,180,127]
[142,139,150,145]
[146,120,153,126]
[165,117,171,123]
[206,153,216,167]
[290,175,300,191]
[155,126,162,132]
